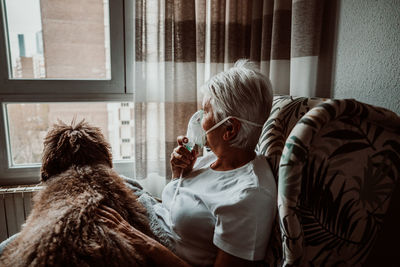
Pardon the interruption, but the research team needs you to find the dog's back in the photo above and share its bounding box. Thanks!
[0,165,154,266]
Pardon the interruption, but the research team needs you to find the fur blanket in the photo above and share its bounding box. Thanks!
[0,176,173,266]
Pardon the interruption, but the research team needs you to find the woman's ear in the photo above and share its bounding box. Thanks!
[223,119,240,141]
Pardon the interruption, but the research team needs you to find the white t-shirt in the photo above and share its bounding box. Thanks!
[153,152,276,266]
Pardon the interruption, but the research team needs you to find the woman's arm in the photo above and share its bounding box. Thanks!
[98,206,191,267]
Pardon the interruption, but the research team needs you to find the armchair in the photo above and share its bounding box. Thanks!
[259,96,400,266]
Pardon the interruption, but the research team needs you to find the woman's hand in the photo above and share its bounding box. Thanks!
[170,136,198,178]
[97,205,154,250]
[97,206,191,267]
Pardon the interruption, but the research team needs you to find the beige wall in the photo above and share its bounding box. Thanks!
[331,0,400,114]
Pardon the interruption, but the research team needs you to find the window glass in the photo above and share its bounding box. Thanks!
[3,0,111,79]
[6,102,133,166]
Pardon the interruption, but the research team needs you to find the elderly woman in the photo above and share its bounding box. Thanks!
[100,60,277,267]
[0,60,276,266]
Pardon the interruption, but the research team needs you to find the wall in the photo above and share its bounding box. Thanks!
[331,0,400,114]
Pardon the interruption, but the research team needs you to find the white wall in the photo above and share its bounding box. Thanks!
[332,0,400,114]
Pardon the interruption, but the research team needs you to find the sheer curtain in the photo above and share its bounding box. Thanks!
[133,0,328,195]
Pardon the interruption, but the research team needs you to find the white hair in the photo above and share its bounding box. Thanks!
[202,59,273,150]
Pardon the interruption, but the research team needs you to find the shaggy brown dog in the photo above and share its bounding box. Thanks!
[0,120,157,266]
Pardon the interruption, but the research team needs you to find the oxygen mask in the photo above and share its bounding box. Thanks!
[184,110,206,152]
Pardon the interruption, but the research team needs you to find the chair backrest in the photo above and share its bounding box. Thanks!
[258,95,325,266]
[278,99,400,266]
[257,95,325,178]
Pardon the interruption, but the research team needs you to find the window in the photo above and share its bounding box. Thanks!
[4,0,111,80]
[6,103,134,164]
[0,0,134,185]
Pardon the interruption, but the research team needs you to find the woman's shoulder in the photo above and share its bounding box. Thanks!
[231,153,275,188]
[227,154,276,205]
[223,155,275,198]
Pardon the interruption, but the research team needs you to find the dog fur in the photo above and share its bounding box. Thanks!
[0,120,156,266]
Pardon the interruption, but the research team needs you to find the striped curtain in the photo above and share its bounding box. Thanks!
[134,0,327,192]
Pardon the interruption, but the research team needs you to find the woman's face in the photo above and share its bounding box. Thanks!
[201,98,214,132]
[201,98,225,151]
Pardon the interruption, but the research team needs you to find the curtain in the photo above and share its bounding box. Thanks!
[134,0,327,195]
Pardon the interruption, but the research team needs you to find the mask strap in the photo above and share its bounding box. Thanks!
[205,116,263,134]
[232,117,264,127]
[205,116,231,134]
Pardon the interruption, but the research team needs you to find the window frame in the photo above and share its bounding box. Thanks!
[0,0,135,185]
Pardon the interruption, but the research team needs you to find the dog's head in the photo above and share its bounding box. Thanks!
[40,120,113,182]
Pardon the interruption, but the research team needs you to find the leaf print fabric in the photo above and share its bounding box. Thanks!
[260,96,324,266]
[277,99,400,266]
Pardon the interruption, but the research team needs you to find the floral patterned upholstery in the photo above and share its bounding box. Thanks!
[257,95,326,266]
[278,99,400,266]
[257,95,326,177]
[258,96,400,266]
